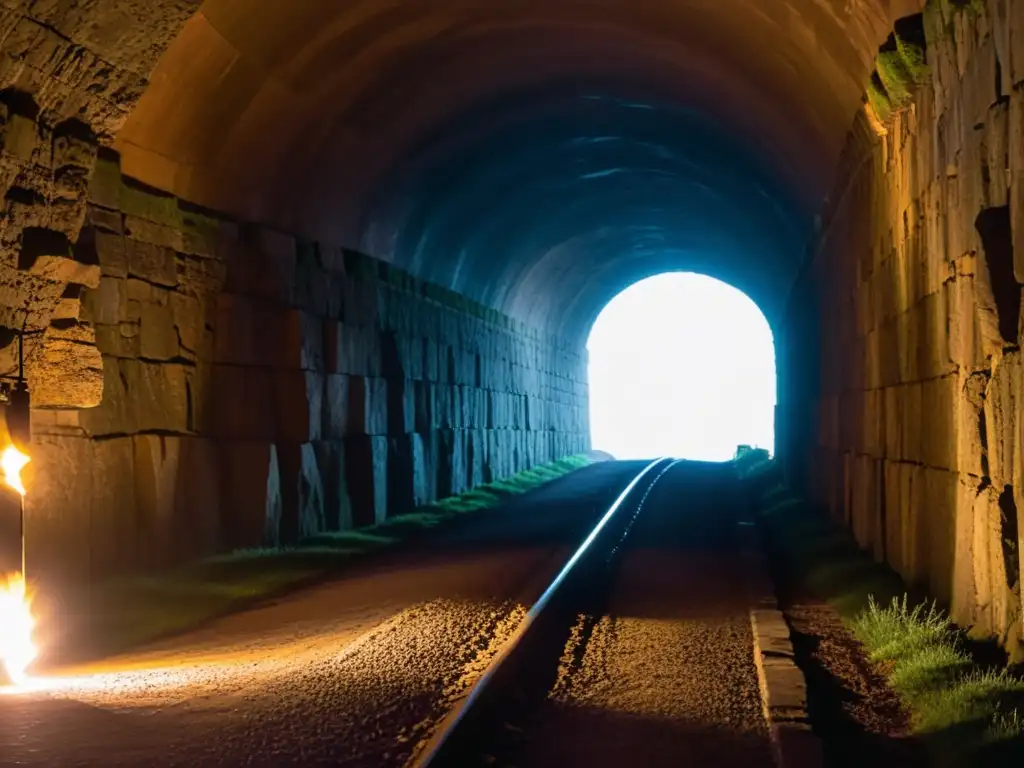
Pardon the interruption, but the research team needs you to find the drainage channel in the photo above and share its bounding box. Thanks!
[410,457,680,768]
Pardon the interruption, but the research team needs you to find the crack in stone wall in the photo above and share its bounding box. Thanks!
[782,0,1024,658]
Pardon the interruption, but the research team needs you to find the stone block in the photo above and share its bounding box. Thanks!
[276,442,325,544]
[958,371,987,477]
[170,291,210,360]
[917,467,955,598]
[882,460,904,574]
[18,434,142,583]
[88,436,140,579]
[323,373,350,439]
[87,155,121,210]
[93,230,129,280]
[129,359,194,433]
[133,435,185,569]
[414,432,438,506]
[78,358,193,436]
[312,440,353,531]
[387,435,416,514]
[131,287,179,361]
[386,378,415,436]
[222,239,292,303]
[984,351,1022,488]
[125,239,176,287]
[82,276,124,325]
[25,253,101,289]
[219,440,281,549]
[345,434,387,527]
[178,207,226,260]
[119,179,182,230]
[27,322,104,409]
[349,376,388,435]
[342,276,379,326]
[176,252,227,296]
[950,475,981,628]
[881,386,901,460]
[437,429,467,498]
[213,294,323,370]
[208,364,276,440]
[985,100,1010,209]
[273,370,323,443]
[124,214,183,251]
[921,375,958,470]
[22,436,94,583]
[413,379,435,433]
[900,382,924,463]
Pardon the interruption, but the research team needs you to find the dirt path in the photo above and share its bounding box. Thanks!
[508,461,774,767]
[0,461,646,768]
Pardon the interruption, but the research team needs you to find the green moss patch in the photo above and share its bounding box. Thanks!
[759,480,1024,766]
[866,15,929,123]
[51,454,598,666]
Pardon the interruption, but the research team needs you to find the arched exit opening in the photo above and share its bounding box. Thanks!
[587,272,776,461]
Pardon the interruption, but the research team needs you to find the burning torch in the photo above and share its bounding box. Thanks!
[4,325,31,573]
[0,326,34,685]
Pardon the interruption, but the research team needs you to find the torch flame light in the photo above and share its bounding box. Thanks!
[0,444,34,685]
[1,444,29,496]
[0,571,35,684]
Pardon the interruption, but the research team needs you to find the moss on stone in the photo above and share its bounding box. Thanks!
[179,206,222,240]
[119,177,181,228]
[867,73,894,124]
[866,23,929,124]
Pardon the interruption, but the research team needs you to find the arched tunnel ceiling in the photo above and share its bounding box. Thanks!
[114,0,923,343]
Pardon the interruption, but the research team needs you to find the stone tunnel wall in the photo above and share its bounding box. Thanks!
[6,153,590,585]
[783,1,1024,654]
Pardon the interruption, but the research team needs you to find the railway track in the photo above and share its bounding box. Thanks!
[411,456,683,767]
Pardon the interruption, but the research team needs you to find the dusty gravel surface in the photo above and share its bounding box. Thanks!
[509,461,774,768]
[0,460,647,768]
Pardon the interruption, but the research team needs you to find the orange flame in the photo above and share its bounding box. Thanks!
[1,444,29,496]
[0,571,35,684]
[0,444,34,685]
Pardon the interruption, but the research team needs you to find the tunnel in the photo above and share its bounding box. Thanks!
[0,0,1020,665]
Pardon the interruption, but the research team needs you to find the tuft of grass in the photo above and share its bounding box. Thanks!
[52,453,597,663]
[759,489,1024,765]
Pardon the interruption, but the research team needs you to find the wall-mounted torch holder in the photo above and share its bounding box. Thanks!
[1,324,32,451]
[0,379,30,452]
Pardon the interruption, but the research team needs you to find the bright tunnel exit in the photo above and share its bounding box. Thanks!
[587,272,776,461]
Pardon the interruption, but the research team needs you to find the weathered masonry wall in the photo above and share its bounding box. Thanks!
[13,154,589,584]
[784,2,1024,655]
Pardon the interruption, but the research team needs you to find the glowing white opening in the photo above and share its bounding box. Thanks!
[587,271,776,461]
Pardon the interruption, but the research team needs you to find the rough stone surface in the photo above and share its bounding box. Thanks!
[18,153,589,579]
[781,2,1024,655]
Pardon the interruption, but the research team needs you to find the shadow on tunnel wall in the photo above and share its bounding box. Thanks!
[14,153,591,587]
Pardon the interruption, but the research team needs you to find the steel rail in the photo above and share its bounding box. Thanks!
[411,456,673,768]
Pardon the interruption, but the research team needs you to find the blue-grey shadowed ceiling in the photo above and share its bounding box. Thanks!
[358,88,808,342]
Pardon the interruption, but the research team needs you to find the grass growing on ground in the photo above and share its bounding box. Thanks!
[61,454,596,661]
[759,479,1024,765]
